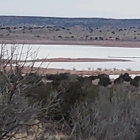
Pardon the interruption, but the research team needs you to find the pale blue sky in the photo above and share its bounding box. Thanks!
[0,0,140,19]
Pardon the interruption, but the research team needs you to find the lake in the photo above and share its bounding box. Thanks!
[2,44,140,71]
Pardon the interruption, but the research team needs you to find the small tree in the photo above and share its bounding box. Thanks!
[0,44,45,139]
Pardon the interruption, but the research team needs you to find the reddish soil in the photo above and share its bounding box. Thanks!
[6,57,134,75]
[23,58,130,63]
[20,67,140,76]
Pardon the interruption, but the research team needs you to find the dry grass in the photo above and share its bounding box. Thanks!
[69,85,140,140]
[1,26,140,47]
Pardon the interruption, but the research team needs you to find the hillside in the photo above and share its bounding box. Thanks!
[0,16,140,28]
[0,16,140,46]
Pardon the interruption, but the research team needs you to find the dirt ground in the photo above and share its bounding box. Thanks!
[1,25,140,47]
[18,66,140,76]
[10,58,135,76]
[1,39,140,48]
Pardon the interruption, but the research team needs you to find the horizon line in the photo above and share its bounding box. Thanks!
[0,15,140,20]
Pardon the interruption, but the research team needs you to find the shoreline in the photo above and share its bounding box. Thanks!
[22,58,131,63]
[5,64,140,76]
[2,39,140,76]
[20,67,140,76]
[1,39,140,48]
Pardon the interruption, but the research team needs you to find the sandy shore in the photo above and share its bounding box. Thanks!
[20,67,140,76]
[1,39,140,48]
[8,57,134,75]
[23,58,130,63]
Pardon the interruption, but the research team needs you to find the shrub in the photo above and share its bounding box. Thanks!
[95,37,98,40]
[130,79,138,87]
[78,85,99,102]
[58,35,62,38]
[116,37,120,40]
[119,73,132,81]
[0,95,37,140]
[99,37,104,40]
[134,76,140,83]
[114,77,124,84]
[98,74,111,87]
[55,28,60,31]
[0,44,44,139]
[112,31,115,34]
[69,85,140,140]
[26,84,53,105]
[58,81,82,115]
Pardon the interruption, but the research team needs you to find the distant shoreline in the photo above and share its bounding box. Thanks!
[22,58,130,63]
[19,67,140,76]
[2,39,140,76]
[1,39,140,48]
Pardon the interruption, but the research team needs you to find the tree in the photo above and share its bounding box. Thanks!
[0,44,44,139]
[95,37,98,40]
[0,44,72,139]
[111,31,115,34]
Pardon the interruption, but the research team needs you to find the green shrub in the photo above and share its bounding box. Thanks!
[114,77,124,84]
[119,73,132,81]
[98,74,110,86]
[130,79,138,87]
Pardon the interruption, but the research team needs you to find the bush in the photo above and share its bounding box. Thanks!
[116,37,120,40]
[69,85,140,140]
[98,74,111,86]
[119,73,132,81]
[2,44,140,139]
[26,84,53,105]
[78,85,99,102]
[59,81,82,115]
[114,77,124,84]
[99,37,104,40]
[130,79,138,87]
[95,37,98,40]
[134,76,140,83]
[0,44,51,139]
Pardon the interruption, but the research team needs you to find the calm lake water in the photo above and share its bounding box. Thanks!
[3,44,140,71]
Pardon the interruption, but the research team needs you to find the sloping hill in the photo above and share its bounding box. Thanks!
[0,16,140,27]
[1,16,140,46]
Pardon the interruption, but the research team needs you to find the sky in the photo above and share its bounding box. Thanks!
[0,0,140,19]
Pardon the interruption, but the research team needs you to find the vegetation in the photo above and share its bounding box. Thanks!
[69,85,140,140]
[1,17,140,43]
[0,45,140,139]
[1,16,140,27]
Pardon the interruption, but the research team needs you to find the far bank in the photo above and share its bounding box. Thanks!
[1,39,140,48]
